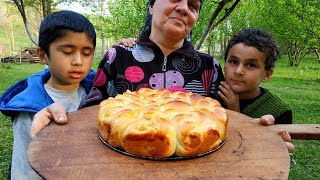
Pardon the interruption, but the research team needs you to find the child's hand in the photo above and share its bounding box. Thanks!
[30,103,68,139]
[278,129,295,153]
[218,81,240,112]
[255,115,295,153]
[112,38,137,48]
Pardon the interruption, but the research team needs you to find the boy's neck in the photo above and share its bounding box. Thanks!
[46,79,80,91]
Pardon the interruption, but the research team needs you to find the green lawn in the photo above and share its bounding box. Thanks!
[0,55,319,179]
[262,55,320,179]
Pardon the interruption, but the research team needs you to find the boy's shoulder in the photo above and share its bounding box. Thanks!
[1,69,50,98]
[0,69,52,117]
[242,88,292,119]
[260,88,290,106]
[250,88,291,111]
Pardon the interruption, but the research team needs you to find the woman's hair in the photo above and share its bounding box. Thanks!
[38,10,96,56]
[138,0,156,40]
[224,28,280,70]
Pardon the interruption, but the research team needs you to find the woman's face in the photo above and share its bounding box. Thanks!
[150,0,200,40]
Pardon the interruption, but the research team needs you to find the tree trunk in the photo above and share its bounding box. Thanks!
[315,49,320,63]
[13,0,40,46]
[195,1,227,50]
[286,42,308,67]
[219,31,223,57]
[208,0,240,35]
[223,35,227,58]
[24,21,38,45]
[9,13,15,51]
[101,32,106,57]
[100,0,106,57]
[207,40,210,55]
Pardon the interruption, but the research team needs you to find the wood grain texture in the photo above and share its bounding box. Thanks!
[28,105,290,180]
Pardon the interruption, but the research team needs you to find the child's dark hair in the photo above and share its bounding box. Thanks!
[38,10,96,56]
[224,28,280,70]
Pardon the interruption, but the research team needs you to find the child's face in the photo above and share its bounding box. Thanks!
[38,31,94,90]
[224,43,273,99]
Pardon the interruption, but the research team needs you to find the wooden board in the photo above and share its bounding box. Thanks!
[28,105,290,180]
[269,124,320,140]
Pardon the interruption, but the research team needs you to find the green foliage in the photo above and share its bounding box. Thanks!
[105,0,146,39]
[192,0,241,49]
[192,0,218,43]
[223,0,320,66]
[0,2,32,52]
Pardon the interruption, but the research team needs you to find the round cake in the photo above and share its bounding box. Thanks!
[98,88,228,158]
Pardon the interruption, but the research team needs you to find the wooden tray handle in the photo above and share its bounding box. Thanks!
[269,124,320,140]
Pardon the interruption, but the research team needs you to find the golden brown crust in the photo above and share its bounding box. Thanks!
[122,118,176,158]
[98,88,228,158]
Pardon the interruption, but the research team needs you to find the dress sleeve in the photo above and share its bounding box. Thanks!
[83,48,117,107]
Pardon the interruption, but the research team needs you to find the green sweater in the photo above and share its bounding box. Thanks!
[241,88,292,124]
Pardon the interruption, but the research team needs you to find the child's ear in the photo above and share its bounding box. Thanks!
[149,4,154,15]
[261,68,274,82]
[36,48,49,65]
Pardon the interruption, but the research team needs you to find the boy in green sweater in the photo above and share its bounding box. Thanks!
[218,28,292,124]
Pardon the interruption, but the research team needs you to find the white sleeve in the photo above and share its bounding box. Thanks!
[11,112,42,180]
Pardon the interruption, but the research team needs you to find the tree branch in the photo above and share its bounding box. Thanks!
[195,0,240,50]
[208,0,241,34]
[12,0,38,45]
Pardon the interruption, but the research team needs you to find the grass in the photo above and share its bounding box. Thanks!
[0,62,44,178]
[0,55,319,179]
[262,55,320,179]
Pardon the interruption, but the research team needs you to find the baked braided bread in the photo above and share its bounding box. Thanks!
[98,88,228,158]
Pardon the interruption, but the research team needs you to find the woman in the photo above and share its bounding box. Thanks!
[83,0,224,106]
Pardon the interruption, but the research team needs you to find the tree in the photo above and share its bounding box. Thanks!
[228,0,320,66]
[11,0,57,46]
[10,0,242,51]
[106,0,146,39]
[74,0,110,56]
[193,0,241,50]
[0,3,15,52]
[268,0,319,66]
[100,0,241,51]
